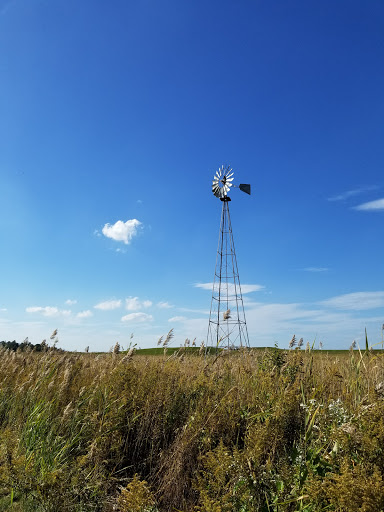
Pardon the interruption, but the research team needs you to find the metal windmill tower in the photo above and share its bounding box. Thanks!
[207,165,251,350]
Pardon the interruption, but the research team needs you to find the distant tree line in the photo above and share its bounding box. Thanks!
[0,335,64,352]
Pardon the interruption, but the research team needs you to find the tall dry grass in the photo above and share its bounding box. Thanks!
[0,345,383,511]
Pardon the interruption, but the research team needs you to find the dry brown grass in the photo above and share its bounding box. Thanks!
[0,346,383,511]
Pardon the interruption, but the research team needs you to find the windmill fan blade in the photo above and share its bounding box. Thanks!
[211,165,236,198]
[239,184,251,195]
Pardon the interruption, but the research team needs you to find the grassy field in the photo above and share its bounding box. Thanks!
[0,344,384,511]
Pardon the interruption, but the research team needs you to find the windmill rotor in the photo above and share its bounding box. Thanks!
[212,165,234,198]
[212,165,251,199]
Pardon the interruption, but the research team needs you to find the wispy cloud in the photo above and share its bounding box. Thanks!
[354,198,384,211]
[77,310,93,318]
[302,267,329,273]
[319,291,384,310]
[243,300,383,348]
[125,297,152,311]
[0,308,7,312]
[102,219,142,244]
[195,283,264,294]
[328,186,378,202]
[65,299,77,305]
[26,306,71,317]
[178,307,209,315]
[0,0,16,16]
[121,312,153,323]
[157,301,173,309]
[168,316,187,322]
[94,299,121,310]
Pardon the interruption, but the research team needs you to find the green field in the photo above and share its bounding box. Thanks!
[0,345,384,511]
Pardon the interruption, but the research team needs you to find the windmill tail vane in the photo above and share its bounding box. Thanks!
[207,165,251,352]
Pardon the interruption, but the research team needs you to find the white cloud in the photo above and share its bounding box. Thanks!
[168,316,187,322]
[94,299,121,310]
[102,219,142,244]
[319,291,384,311]
[0,308,7,312]
[354,198,384,211]
[65,299,77,305]
[195,283,264,294]
[303,267,328,273]
[178,307,210,315]
[77,310,93,318]
[157,301,173,309]
[121,312,153,323]
[243,300,384,349]
[328,186,378,202]
[125,297,152,311]
[26,306,71,317]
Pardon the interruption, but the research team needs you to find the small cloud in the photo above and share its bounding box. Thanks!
[125,297,152,311]
[168,316,187,322]
[77,310,93,318]
[65,299,77,305]
[178,307,209,314]
[195,283,265,294]
[328,186,378,202]
[137,199,143,204]
[26,306,71,317]
[302,267,329,273]
[94,299,121,311]
[319,291,384,311]
[0,308,7,312]
[354,198,384,211]
[157,301,173,309]
[102,219,142,245]
[93,229,102,237]
[121,312,153,323]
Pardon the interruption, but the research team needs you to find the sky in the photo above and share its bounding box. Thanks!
[1,0,384,351]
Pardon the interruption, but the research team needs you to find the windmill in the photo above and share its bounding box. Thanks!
[207,165,251,351]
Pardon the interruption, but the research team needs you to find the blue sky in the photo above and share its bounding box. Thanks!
[1,0,384,351]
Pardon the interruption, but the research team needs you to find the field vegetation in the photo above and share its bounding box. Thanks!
[0,338,384,511]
